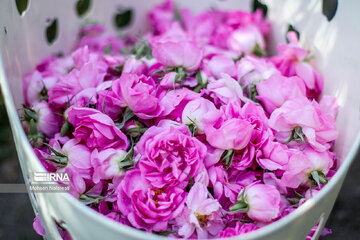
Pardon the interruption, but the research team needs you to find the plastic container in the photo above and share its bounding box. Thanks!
[0,0,359,239]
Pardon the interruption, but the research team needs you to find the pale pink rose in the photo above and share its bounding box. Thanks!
[91,148,128,183]
[23,70,58,105]
[122,57,147,75]
[319,95,338,119]
[256,74,306,113]
[119,73,164,119]
[117,169,185,232]
[181,97,217,134]
[151,23,203,71]
[202,55,237,79]
[225,9,270,35]
[67,107,128,150]
[271,31,324,98]
[269,96,338,151]
[227,25,265,55]
[148,0,175,34]
[242,183,281,222]
[30,100,60,137]
[137,124,207,188]
[206,73,245,105]
[35,55,74,75]
[281,147,334,188]
[236,56,279,97]
[263,172,287,194]
[176,183,224,239]
[219,222,260,238]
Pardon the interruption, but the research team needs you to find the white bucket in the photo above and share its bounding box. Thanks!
[0,0,359,239]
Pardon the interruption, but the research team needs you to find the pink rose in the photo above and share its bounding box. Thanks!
[25,101,60,137]
[256,74,306,113]
[203,101,254,150]
[159,72,179,89]
[23,70,57,106]
[176,182,223,239]
[137,123,207,188]
[117,169,185,232]
[319,95,338,119]
[122,57,147,75]
[202,55,237,79]
[67,107,128,150]
[281,147,334,188]
[77,24,125,53]
[227,25,265,55]
[118,73,164,119]
[271,32,324,98]
[33,216,46,236]
[159,88,200,121]
[181,97,217,134]
[91,148,128,183]
[48,62,106,107]
[236,56,279,98]
[232,183,280,222]
[148,0,175,34]
[219,222,260,238]
[151,23,203,71]
[206,73,245,105]
[269,96,338,151]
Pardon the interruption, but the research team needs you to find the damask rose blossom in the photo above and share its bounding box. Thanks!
[117,169,185,232]
[203,101,254,150]
[271,31,324,98]
[91,148,128,183]
[159,88,200,120]
[227,25,265,55]
[176,183,223,239]
[151,23,203,71]
[122,57,147,75]
[22,3,340,239]
[269,96,338,151]
[23,100,60,137]
[137,123,206,188]
[206,73,245,105]
[231,183,280,222]
[23,70,58,106]
[148,0,175,34]
[203,55,237,79]
[67,107,128,150]
[281,147,334,188]
[256,74,306,113]
[119,73,164,119]
[219,222,260,238]
[236,56,279,97]
[182,97,217,134]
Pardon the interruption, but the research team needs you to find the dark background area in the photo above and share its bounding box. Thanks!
[0,95,358,240]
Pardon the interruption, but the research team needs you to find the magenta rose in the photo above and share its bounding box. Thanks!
[67,107,128,150]
[117,169,185,232]
[137,122,207,188]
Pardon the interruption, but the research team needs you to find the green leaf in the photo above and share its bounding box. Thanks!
[15,0,29,17]
[252,0,268,17]
[75,0,91,17]
[229,201,249,213]
[252,43,265,57]
[287,24,300,42]
[60,120,73,137]
[114,9,133,29]
[153,230,176,236]
[46,18,58,45]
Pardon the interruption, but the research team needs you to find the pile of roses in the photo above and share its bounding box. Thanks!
[26,1,337,239]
